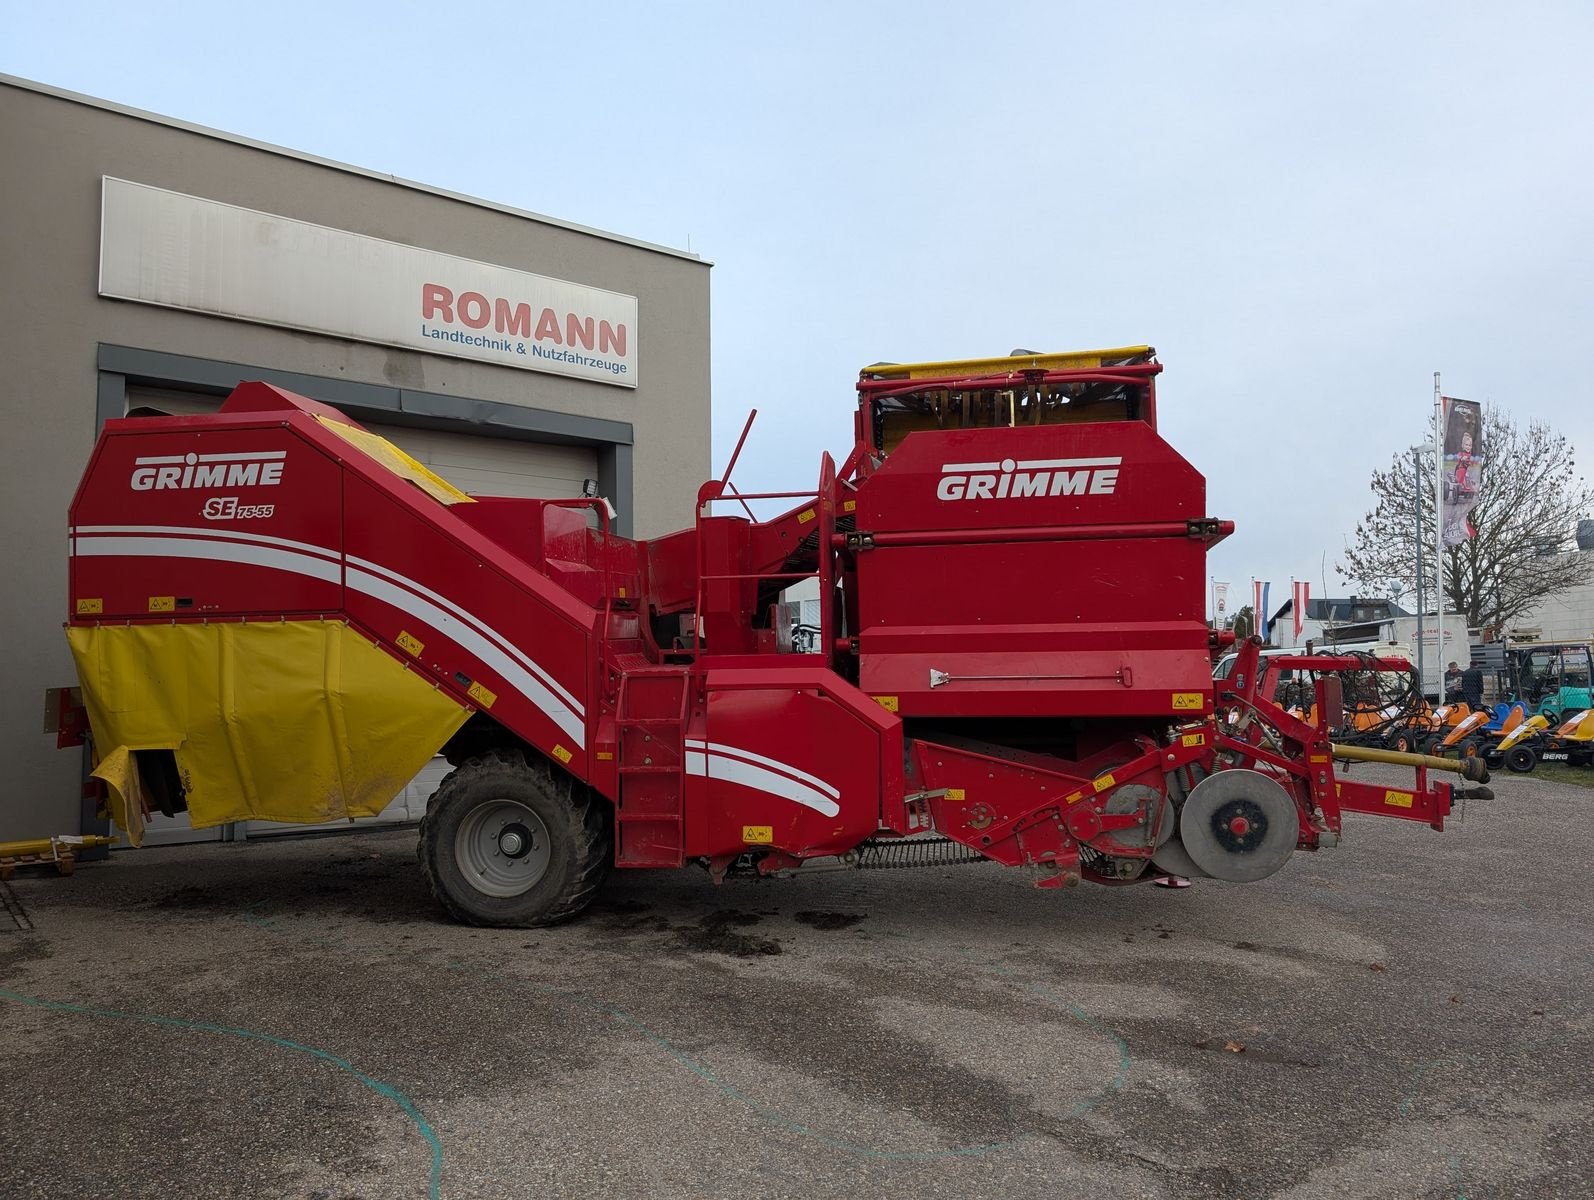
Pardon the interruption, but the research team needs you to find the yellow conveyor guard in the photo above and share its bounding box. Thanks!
[66,621,469,845]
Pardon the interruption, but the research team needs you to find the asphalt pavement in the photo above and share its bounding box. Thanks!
[2,764,1591,1199]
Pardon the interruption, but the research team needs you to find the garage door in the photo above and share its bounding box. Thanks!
[117,385,597,844]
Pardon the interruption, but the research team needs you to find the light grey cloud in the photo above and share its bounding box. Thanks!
[7,1,1589,606]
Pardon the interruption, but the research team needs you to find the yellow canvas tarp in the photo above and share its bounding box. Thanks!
[66,621,469,843]
[312,414,476,506]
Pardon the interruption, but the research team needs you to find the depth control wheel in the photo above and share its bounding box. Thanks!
[419,747,610,927]
[1178,769,1299,883]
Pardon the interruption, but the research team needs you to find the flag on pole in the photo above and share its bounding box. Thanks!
[1253,580,1271,642]
[1213,581,1230,621]
[1440,397,1485,546]
[1292,580,1310,640]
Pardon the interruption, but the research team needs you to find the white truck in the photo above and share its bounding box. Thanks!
[1379,615,1472,699]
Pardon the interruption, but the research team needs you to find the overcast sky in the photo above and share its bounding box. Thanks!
[7,2,1591,613]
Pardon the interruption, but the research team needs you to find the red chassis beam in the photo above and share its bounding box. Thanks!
[1215,639,1453,835]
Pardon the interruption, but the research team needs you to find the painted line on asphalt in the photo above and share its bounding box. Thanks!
[0,985,444,1200]
[242,907,1134,1161]
[1400,1055,1473,1199]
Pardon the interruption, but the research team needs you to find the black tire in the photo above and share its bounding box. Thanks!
[1505,746,1537,773]
[418,747,610,927]
[1419,733,1443,757]
[1390,731,1416,754]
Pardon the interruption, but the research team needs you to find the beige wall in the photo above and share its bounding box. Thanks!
[0,78,711,840]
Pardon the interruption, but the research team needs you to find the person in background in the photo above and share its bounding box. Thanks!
[1444,661,1463,703]
[1462,661,1485,709]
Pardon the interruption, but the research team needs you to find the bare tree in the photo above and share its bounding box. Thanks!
[1339,406,1594,630]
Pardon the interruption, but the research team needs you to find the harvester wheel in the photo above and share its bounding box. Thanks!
[418,747,610,927]
[1505,746,1537,773]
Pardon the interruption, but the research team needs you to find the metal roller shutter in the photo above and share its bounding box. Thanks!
[118,385,597,843]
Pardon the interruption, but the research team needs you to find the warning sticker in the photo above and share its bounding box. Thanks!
[550,743,573,764]
[873,695,900,712]
[76,598,103,615]
[147,596,175,613]
[1384,790,1414,809]
[396,630,424,657]
[467,680,498,709]
[1172,692,1205,710]
[1093,773,1117,793]
[743,825,774,844]
[1181,732,1206,747]
[797,508,816,524]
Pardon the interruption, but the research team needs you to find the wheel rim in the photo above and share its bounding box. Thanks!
[454,799,552,898]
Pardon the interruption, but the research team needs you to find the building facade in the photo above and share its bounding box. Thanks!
[0,75,712,843]
[1506,554,1594,644]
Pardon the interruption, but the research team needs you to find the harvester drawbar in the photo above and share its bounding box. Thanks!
[62,347,1470,925]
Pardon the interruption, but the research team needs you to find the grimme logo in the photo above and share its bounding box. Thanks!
[936,456,1122,501]
[130,450,286,491]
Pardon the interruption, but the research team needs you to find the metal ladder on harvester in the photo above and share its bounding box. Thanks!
[614,661,690,867]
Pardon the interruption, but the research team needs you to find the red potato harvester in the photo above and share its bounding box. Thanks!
[59,346,1486,925]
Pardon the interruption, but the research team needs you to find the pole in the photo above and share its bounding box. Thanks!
[1413,445,1425,694]
[1434,372,1445,696]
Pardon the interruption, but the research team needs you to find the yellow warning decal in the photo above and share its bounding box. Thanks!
[873,695,900,712]
[1172,692,1204,710]
[842,499,857,513]
[1181,732,1206,747]
[1065,790,1086,805]
[797,508,816,524]
[147,596,175,613]
[1093,772,1117,793]
[595,750,614,762]
[550,743,573,764]
[467,681,498,709]
[617,586,628,598]
[743,825,774,844]
[76,598,103,615]
[945,788,966,802]
[1384,790,1414,809]
[1309,754,1330,764]
[396,630,424,657]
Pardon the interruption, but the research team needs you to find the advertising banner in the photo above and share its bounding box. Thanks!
[99,177,638,389]
[1292,580,1310,640]
[1213,581,1230,621]
[1440,397,1485,545]
[1253,580,1271,641]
